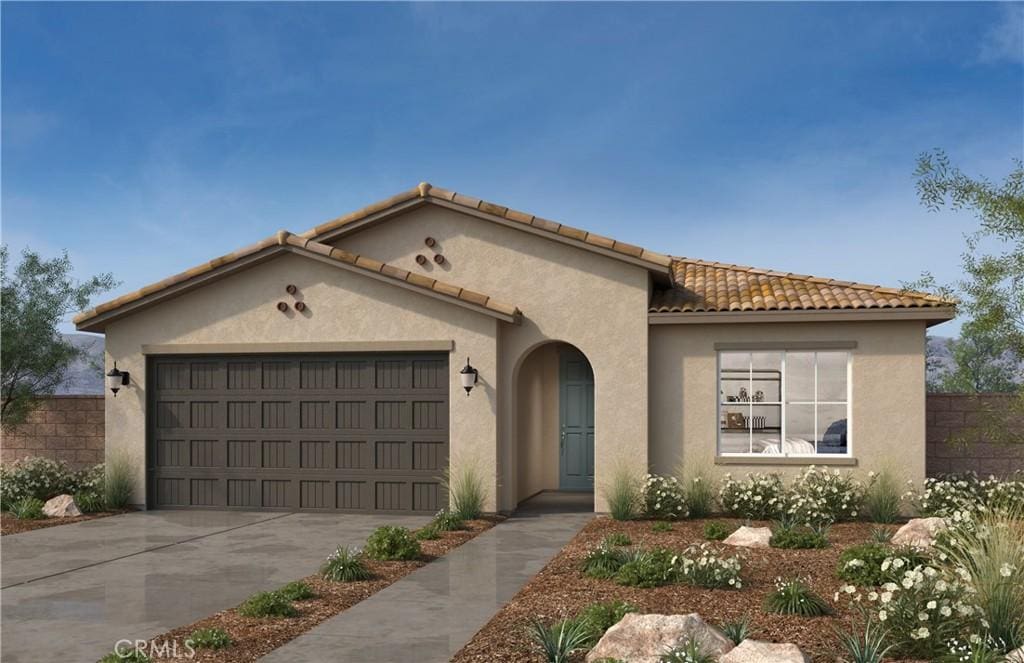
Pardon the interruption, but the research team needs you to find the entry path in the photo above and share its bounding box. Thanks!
[1,510,429,663]
[261,501,592,663]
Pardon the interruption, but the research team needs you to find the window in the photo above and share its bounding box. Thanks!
[718,350,850,456]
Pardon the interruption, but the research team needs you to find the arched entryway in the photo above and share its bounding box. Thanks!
[513,341,595,508]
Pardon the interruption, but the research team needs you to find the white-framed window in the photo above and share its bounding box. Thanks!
[717,350,850,457]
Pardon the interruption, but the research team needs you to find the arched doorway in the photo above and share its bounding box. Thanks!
[514,342,594,507]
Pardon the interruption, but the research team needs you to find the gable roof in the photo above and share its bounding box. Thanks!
[650,258,953,314]
[74,231,521,332]
[300,182,675,276]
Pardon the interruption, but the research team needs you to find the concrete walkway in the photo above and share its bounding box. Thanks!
[1,510,429,663]
[261,492,593,663]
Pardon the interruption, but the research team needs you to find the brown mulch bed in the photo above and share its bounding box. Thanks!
[145,516,504,662]
[0,509,130,535]
[452,517,901,663]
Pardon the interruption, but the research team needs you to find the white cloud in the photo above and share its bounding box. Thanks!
[979,3,1024,65]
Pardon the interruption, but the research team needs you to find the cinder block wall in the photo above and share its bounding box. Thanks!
[926,393,1024,477]
[1,396,105,467]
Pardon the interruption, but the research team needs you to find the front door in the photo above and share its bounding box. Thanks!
[559,349,594,491]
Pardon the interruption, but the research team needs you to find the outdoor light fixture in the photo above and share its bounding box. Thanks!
[459,357,478,396]
[106,363,130,396]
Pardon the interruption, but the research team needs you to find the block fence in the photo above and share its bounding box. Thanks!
[1,393,1021,476]
[1,396,104,467]
[926,393,1024,477]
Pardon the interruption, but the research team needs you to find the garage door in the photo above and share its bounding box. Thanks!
[147,353,449,513]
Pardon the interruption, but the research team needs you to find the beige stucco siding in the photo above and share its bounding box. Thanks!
[649,320,927,485]
[103,253,499,507]
[337,205,652,510]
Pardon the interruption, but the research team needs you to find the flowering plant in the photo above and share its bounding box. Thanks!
[0,458,101,508]
[908,472,1024,518]
[719,472,784,520]
[642,474,688,520]
[671,543,743,589]
[783,465,865,525]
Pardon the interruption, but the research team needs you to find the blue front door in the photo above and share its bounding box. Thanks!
[559,349,594,491]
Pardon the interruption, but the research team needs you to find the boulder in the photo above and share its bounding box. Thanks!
[720,640,810,663]
[891,517,947,549]
[722,526,772,548]
[1006,646,1024,663]
[585,613,733,663]
[42,494,81,518]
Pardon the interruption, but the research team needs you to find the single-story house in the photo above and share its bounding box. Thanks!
[76,183,955,513]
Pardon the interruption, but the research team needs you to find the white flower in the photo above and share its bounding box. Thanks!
[878,610,887,621]
[1000,563,1014,577]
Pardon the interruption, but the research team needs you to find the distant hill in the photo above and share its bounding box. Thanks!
[55,333,105,395]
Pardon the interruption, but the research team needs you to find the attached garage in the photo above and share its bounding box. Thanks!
[147,353,449,513]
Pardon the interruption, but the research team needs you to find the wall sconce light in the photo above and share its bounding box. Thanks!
[106,362,130,396]
[459,357,479,396]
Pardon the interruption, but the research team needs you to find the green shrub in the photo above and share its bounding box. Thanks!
[321,546,371,582]
[682,468,715,519]
[673,543,743,589]
[614,549,676,588]
[660,638,716,663]
[187,627,232,650]
[364,526,421,561]
[432,508,464,531]
[764,578,831,617]
[720,473,784,520]
[526,617,591,663]
[784,466,865,525]
[104,452,136,509]
[864,470,903,523]
[278,581,315,601]
[0,457,87,507]
[442,460,486,520]
[642,474,688,520]
[909,472,1024,518]
[837,544,928,587]
[415,524,441,540]
[868,526,894,544]
[98,649,151,663]
[581,542,634,579]
[651,521,673,532]
[703,521,737,541]
[936,508,1024,651]
[603,465,641,521]
[604,532,632,547]
[834,610,894,663]
[719,615,752,645]
[576,600,636,645]
[10,497,44,520]
[770,523,829,549]
[237,591,297,618]
[74,491,105,513]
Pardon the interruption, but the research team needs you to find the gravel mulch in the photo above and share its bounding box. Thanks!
[452,517,903,663]
[0,509,131,535]
[144,516,504,662]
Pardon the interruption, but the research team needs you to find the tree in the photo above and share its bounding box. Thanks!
[912,150,1024,446]
[1,246,117,426]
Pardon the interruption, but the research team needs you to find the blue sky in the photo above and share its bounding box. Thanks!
[3,2,1022,335]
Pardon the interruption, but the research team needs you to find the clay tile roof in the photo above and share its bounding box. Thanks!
[649,258,955,314]
[300,182,675,271]
[74,231,521,330]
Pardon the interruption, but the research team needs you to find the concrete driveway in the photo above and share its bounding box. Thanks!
[1,509,429,663]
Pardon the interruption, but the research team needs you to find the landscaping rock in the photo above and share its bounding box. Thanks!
[722,525,772,548]
[1006,646,1024,663]
[891,517,946,548]
[585,613,733,663]
[42,494,81,518]
[720,640,810,663]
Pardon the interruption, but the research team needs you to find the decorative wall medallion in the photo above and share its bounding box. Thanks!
[433,254,446,265]
[276,301,289,312]
[285,284,297,295]
[416,254,428,265]
[294,301,307,312]
[424,237,436,248]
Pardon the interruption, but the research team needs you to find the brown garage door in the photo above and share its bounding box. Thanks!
[147,353,449,513]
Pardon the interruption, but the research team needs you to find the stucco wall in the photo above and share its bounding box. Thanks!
[649,320,928,485]
[103,252,499,507]
[515,343,561,500]
[337,204,652,510]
